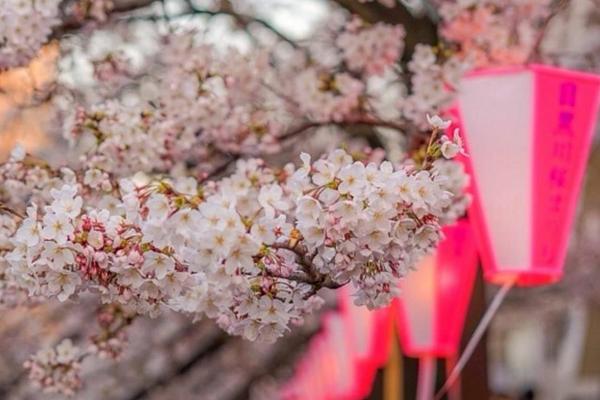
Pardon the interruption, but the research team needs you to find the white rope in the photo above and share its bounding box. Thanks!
[417,356,436,400]
[434,278,515,400]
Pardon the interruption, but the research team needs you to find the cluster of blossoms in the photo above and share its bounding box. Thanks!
[0,0,116,70]
[403,44,467,128]
[24,339,83,396]
[22,303,133,397]
[292,68,366,123]
[337,18,406,76]
[62,43,286,176]
[0,0,61,69]
[88,304,134,359]
[57,23,412,176]
[437,0,553,66]
[2,119,469,345]
[65,101,169,175]
[56,19,461,179]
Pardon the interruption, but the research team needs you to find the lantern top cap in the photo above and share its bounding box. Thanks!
[466,64,600,84]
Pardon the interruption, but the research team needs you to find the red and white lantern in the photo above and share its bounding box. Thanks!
[456,65,600,285]
[339,288,392,399]
[393,220,479,358]
[281,312,359,400]
[393,220,479,399]
[322,313,355,400]
[281,332,328,400]
[282,298,392,400]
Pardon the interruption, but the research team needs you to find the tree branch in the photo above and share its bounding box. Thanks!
[199,117,407,182]
[200,156,237,183]
[269,243,319,282]
[182,1,298,48]
[115,0,299,49]
[269,243,346,290]
[53,0,157,37]
[278,118,406,142]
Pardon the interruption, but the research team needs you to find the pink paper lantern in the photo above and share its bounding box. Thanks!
[282,312,359,400]
[281,334,328,400]
[282,295,392,400]
[394,220,479,357]
[338,288,392,399]
[456,65,600,285]
[322,312,357,400]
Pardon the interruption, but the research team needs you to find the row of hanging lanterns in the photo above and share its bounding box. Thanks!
[394,220,478,359]
[281,288,392,400]
[282,64,600,399]
[281,221,477,400]
[394,220,478,400]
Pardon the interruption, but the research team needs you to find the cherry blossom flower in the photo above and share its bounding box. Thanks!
[42,213,74,244]
[338,162,367,196]
[143,251,175,280]
[337,20,405,76]
[0,0,61,69]
[47,270,82,301]
[440,128,465,159]
[24,339,82,396]
[15,216,42,247]
[427,114,452,130]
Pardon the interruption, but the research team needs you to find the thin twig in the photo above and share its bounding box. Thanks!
[420,127,439,169]
[0,204,25,220]
[119,1,298,49]
[528,0,572,63]
[269,243,317,280]
[278,118,406,142]
[200,156,237,182]
[269,242,348,291]
[186,5,298,48]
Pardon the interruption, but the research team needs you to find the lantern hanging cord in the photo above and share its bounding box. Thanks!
[434,278,515,400]
[417,356,436,400]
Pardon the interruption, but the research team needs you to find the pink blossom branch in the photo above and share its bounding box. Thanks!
[269,243,346,290]
[270,243,318,278]
[277,118,407,142]
[200,117,407,180]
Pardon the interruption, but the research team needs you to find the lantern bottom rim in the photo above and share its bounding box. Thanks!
[484,269,562,286]
[401,344,457,358]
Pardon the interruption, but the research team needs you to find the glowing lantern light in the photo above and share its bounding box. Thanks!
[282,300,393,400]
[394,220,479,400]
[321,312,356,400]
[283,221,479,400]
[394,219,478,357]
[456,65,600,285]
[281,334,328,400]
[339,288,393,399]
[282,313,359,400]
